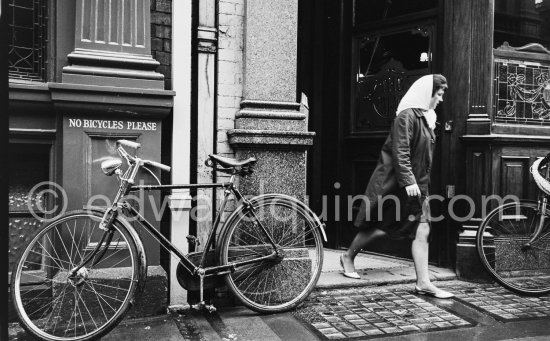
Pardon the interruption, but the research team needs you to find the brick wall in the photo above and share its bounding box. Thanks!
[216,0,245,220]
[151,0,172,90]
[217,0,244,160]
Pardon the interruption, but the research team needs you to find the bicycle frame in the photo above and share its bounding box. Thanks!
[72,155,282,286]
[125,179,281,277]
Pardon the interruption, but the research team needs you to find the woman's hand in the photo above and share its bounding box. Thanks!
[405,184,421,197]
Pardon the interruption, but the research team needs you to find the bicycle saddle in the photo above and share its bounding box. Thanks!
[208,154,257,168]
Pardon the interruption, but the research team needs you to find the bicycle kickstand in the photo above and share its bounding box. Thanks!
[191,268,217,313]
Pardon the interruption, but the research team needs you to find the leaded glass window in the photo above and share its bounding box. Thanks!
[493,0,550,125]
[494,60,550,124]
[8,0,48,81]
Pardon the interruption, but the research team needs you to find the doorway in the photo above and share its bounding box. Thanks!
[302,0,447,262]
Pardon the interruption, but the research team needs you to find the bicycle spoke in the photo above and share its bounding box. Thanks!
[48,284,69,334]
[13,212,139,340]
[36,237,71,271]
[54,226,78,270]
[92,235,125,267]
[75,285,98,333]
[84,281,131,297]
[84,282,118,314]
[478,201,550,295]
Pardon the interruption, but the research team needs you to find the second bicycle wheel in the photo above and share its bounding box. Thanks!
[219,195,323,313]
[11,210,143,341]
[477,200,550,295]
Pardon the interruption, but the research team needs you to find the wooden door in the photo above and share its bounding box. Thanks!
[339,14,439,259]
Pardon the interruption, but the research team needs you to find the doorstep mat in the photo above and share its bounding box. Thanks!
[453,285,550,322]
[292,287,475,340]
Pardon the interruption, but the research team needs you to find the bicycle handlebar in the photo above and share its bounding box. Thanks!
[144,159,171,172]
[118,139,141,150]
[116,140,171,173]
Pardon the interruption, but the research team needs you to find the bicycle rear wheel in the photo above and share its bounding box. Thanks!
[11,210,142,341]
[219,195,323,313]
[477,200,550,296]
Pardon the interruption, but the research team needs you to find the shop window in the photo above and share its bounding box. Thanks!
[9,144,51,276]
[494,0,550,49]
[8,0,48,81]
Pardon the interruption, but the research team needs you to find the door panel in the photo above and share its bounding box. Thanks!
[341,21,436,259]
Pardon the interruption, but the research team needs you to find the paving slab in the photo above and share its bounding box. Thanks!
[453,285,550,322]
[318,249,456,289]
[292,285,475,340]
[101,315,185,341]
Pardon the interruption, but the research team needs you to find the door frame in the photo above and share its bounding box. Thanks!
[300,0,453,266]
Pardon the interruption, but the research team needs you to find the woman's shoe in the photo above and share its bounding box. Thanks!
[414,286,454,299]
[340,254,361,279]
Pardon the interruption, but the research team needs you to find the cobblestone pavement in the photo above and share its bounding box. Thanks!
[292,286,474,340]
[10,281,550,340]
[453,285,550,321]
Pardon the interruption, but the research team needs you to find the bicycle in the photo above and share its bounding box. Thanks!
[11,139,326,341]
[476,152,550,296]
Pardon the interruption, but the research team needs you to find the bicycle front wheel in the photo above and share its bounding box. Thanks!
[11,211,142,341]
[477,200,550,296]
[219,196,323,313]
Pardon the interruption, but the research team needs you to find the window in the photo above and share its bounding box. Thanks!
[9,144,52,277]
[492,0,550,126]
[493,60,550,125]
[494,0,550,49]
[8,0,48,81]
[354,26,434,132]
[354,0,437,26]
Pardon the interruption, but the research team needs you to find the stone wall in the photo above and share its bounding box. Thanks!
[151,0,172,90]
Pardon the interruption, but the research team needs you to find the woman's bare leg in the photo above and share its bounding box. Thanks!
[412,223,432,288]
[412,223,453,296]
[342,228,386,272]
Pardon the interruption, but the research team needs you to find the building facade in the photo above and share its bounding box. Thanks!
[8,0,550,316]
[8,0,176,317]
[299,0,550,277]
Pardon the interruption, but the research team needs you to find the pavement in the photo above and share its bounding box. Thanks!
[8,250,550,340]
[317,249,456,289]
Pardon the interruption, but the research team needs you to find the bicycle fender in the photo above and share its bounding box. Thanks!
[253,194,327,242]
[221,194,327,243]
[83,206,148,298]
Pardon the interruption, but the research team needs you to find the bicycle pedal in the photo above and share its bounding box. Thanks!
[191,301,217,313]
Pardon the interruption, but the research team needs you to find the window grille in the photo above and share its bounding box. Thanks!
[8,0,48,82]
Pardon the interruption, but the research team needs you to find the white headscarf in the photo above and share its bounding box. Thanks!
[396,74,437,129]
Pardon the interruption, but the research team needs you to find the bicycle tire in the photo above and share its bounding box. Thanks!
[477,200,550,296]
[11,210,143,341]
[219,194,323,313]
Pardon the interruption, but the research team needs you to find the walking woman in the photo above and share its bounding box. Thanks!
[340,74,454,299]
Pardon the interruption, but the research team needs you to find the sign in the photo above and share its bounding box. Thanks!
[68,118,157,131]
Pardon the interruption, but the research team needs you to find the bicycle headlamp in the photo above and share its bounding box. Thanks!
[101,158,123,176]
